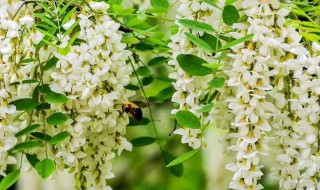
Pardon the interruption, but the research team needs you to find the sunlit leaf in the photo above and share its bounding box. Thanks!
[161,151,184,177]
[166,149,199,167]
[35,158,55,179]
[15,124,41,137]
[131,137,156,147]
[176,110,201,129]
[10,98,39,111]
[222,5,240,25]
[46,112,68,125]
[0,170,20,190]
[48,131,70,145]
[177,54,212,76]
[179,19,215,33]
[185,32,214,52]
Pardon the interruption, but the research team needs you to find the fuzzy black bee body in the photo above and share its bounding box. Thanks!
[122,102,143,121]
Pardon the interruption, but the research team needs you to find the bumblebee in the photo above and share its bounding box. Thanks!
[122,102,143,121]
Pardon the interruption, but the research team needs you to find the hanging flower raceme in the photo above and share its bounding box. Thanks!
[222,1,305,189]
[168,0,226,149]
[0,0,39,177]
[0,0,132,189]
[222,1,320,189]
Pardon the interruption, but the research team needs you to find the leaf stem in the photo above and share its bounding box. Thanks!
[129,57,163,151]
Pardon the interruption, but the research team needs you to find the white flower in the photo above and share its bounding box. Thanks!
[19,15,34,28]
[88,1,109,12]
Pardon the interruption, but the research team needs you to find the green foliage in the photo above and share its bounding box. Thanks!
[179,19,215,33]
[10,98,39,111]
[11,141,42,152]
[44,91,68,104]
[128,117,151,126]
[150,0,169,11]
[46,112,68,125]
[148,57,169,67]
[48,131,70,145]
[30,132,52,141]
[222,5,240,25]
[184,32,214,52]
[15,124,41,137]
[201,0,221,9]
[176,54,212,76]
[161,151,184,177]
[131,137,156,147]
[26,154,40,168]
[0,170,20,190]
[44,56,59,71]
[166,149,199,167]
[35,158,56,179]
[219,34,254,51]
[208,78,225,88]
[176,110,201,129]
[197,103,214,113]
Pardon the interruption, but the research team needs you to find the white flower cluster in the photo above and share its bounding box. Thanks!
[168,0,226,149]
[0,0,40,176]
[220,0,320,189]
[49,3,133,189]
[0,1,133,189]
[222,0,320,189]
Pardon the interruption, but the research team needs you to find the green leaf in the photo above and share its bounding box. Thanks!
[12,141,42,152]
[64,19,80,37]
[131,137,156,147]
[124,84,140,91]
[201,0,221,9]
[156,87,174,101]
[26,154,40,168]
[46,112,68,125]
[166,149,199,167]
[30,132,52,142]
[142,76,154,86]
[225,0,237,5]
[128,117,150,126]
[38,2,55,17]
[176,54,212,76]
[48,131,70,145]
[10,98,39,111]
[136,67,152,77]
[150,0,169,10]
[10,79,39,86]
[127,15,148,27]
[161,151,183,177]
[60,0,75,17]
[34,13,57,28]
[58,45,71,55]
[197,103,214,113]
[0,170,20,190]
[61,7,76,25]
[19,58,36,64]
[44,91,68,104]
[184,32,214,52]
[222,5,240,25]
[36,103,51,110]
[200,33,222,52]
[38,84,51,94]
[219,34,254,51]
[179,19,215,33]
[44,56,59,71]
[148,56,168,67]
[208,77,225,88]
[176,110,201,129]
[15,124,41,137]
[35,158,55,179]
